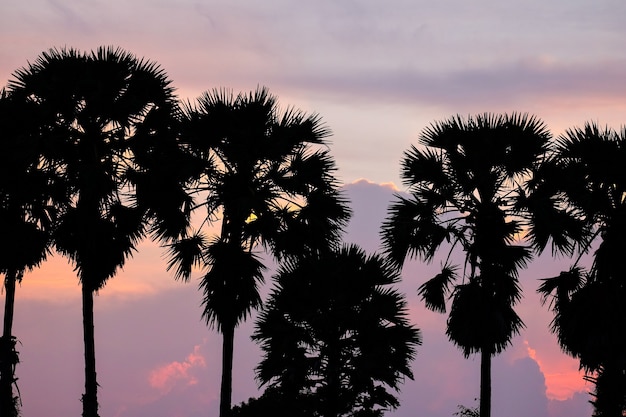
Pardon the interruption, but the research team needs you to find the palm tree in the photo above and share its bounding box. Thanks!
[253,244,421,417]
[167,87,350,417]
[381,113,551,417]
[7,46,193,417]
[0,90,62,416]
[535,123,626,417]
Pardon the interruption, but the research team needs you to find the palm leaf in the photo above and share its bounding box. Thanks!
[418,265,458,313]
[200,239,266,330]
[165,232,207,281]
[537,267,585,308]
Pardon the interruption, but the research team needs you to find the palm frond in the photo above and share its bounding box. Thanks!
[401,145,449,190]
[165,232,207,281]
[537,267,585,308]
[200,239,266,330]
[418,265,458,313]
[447,279,524,357]
[381,195,451,266]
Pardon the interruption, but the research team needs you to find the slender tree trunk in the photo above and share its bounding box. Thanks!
[82,285,99,417]
[479,349,491,417]
[0,270,18,417]
[219,324,235,417]
[2,272,16,342]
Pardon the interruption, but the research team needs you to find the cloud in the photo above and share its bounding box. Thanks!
[342,179,400,252]
[3,0,625,192]
[5,0,625,118]
[272,59,626,115]
[46,0,95,34]
[149,344,207,394]
[492,355,549,417]
[548,391,593,417]
[523,339,588,401]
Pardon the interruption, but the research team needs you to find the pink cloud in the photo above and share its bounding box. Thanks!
[149,345,207,394]
[524,340,588,401]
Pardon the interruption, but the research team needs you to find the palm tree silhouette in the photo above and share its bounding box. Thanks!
[535,123,626,417]
[253,244,421,417]
[167,87,350,417]
[0,90,62,416]
[382,113,551,417]
[8,47,191,417]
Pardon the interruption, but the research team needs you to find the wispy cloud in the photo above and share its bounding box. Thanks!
[269,58,626,111]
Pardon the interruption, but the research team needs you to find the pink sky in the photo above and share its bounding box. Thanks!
[2,1,625,416]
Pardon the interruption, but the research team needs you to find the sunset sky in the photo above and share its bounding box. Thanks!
[2,1,625,416]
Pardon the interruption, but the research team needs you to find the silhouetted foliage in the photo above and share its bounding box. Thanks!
[7,46,191,417]
[382,113,552,417]
[232,387,317,417]
[0,89,63,417]
[454,403,480,417]
[536,123,626,417]
[167,87,350,417]
[253,244,420,417]
[0,335,20,417]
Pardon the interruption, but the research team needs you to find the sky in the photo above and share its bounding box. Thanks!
[1,1,625,416]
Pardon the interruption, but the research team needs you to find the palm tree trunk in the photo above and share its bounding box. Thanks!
[479,349,491,417]
[82,285,99,417]
[219,323,235,417]
[0,270,18,417]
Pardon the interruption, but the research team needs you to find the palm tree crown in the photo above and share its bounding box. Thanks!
[0,89,63,417]
[253,244,421,417]
[382,113,551,417]
[171,86,351,327]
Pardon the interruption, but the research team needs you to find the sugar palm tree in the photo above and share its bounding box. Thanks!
[535,123,626,417]
[0,90,63,416]
[8,46,193,417]
[382,113,551,417]
[253,244,421,417]
[167,87,350,417]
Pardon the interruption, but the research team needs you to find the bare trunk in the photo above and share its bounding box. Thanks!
[2,272,16,340]
[82,285,99,417]
[480,349,491,417]
[219,324,235,417]
[0,270,18,417]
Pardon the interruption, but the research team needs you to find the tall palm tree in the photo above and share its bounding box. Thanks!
[381,113,551,417]
[253,244,421,417]
[7,46,193,417]
[167,87,350,417]
[535,123,626,417]
[0,90,62,416]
